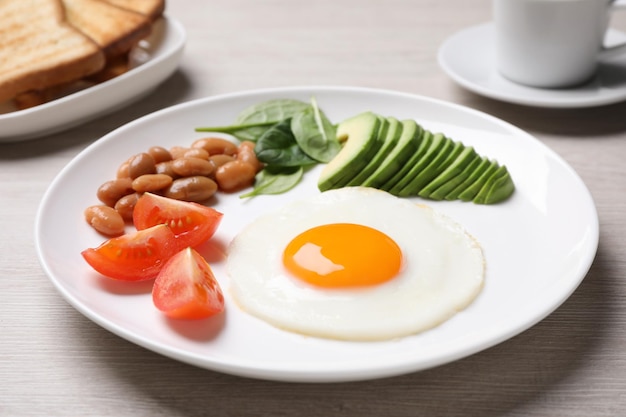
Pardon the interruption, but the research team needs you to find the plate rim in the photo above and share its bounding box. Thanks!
[34,85,600,382]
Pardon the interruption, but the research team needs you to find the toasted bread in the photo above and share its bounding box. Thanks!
[13,80,95,110]
[86,53,131,83]
[102,0,165,21]
[13,53,128,110]
[62,0,152,58]
[0,0,106,103]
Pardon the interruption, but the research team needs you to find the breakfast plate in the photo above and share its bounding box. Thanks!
[438,23,626,108]
[35,86,598,382]
[0,16,186,142]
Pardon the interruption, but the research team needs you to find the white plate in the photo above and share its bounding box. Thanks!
[0,17,186,142]
[438,23,626,108]
[35,86,599,383]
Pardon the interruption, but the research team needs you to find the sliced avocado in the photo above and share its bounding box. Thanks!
[318,112,382,191]
[458,160,499,201]
[444,156,490,201]
[427,148,481,200]
[484,168,515,204]
[317,111,515,204]
[387,130,437,194]
[346,117,398,186]
[382,128,429,192]
[418,142,475,199]
[360,119,422,189]
[473,165,507,204]
[398,134,454,197]
[474,165,514,204]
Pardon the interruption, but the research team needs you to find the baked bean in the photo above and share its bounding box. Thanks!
[208,154,236,169]
[164,176,218,202]
[192,137,238,156]
[147,146,172,164]
[155,160,178,178]
[85,205,125,236]
[169,146,190,159]
[236,141,263,173]
[116,160,130,178]
[206,155,235,180]
[132,174,173,193]
[97,177,134,207]
[215,160,256,192]
[128,152,156,179]
[171,157,215,177]
[114,193,140,221]
[183,148,209,160]
[238,140,255,151]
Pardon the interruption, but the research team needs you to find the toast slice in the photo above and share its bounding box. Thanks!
[86,53,131,83]
[0,0,106,103]
[62,0,152,58]
[13,80,95,110]
[102,0,165,21]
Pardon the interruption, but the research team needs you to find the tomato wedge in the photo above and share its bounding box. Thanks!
[82,224,178,281]
[133,193,223,249]
[152,247,225,320]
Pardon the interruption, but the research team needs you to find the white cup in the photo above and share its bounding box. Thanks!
[494,0,626,88]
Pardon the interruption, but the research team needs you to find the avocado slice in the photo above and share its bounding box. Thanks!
[360,119,422,189]
[483,168,515,204]
[386,130,436,195]
[427,148,481,200]
[318,112,382,191]
[444,156,490,200]
[473,165,514,204]
[458,160,499,201]
[346,117,399,186]
[382,127,429,192]
[398,134,455,197]
[418,142,476,199]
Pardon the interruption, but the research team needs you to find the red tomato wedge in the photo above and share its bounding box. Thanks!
[133,193,223,250]
[152,247,225,320]
[82,224,179,281]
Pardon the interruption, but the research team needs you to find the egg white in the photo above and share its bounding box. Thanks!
[226,187,485,341]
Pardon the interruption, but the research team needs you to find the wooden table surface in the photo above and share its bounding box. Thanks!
[2,0,626,415]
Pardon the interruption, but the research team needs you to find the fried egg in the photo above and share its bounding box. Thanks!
[227,187,485,341]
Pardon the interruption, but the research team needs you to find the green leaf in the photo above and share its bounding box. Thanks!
[291,97,340,163]
[254,119,317,167]
[230,125,276,142]
[240,166,304,198]
[195,121,277,142]
[195,121,276,134]
[195,99,312,142]
[235,99,311,125]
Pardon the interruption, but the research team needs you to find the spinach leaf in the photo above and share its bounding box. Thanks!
[195,121,276,134]
[235,99,311,125]
[254,119,317,167]
[239,166,304,198]
[291,97,340,163]
[195,99,312,142]
[195,121,277,142]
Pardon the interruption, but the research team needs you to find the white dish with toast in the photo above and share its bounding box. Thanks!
[0,16,185,142]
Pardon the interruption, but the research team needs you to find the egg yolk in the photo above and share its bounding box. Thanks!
[282,223,403,288]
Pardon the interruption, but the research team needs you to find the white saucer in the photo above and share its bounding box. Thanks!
[438,23,626,108]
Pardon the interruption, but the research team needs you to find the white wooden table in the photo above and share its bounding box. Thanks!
[2,1,626,415]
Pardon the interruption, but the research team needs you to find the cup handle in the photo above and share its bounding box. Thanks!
[601,0,626,59]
